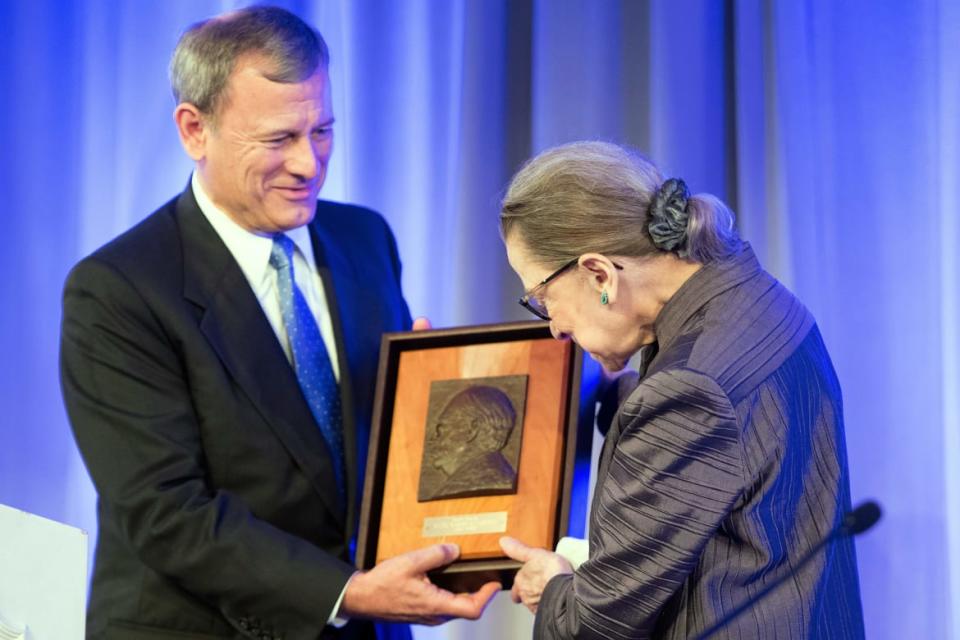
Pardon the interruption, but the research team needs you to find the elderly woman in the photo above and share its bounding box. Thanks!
[498,142,864,639]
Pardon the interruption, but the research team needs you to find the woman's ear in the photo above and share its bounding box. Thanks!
[579,253,620,304]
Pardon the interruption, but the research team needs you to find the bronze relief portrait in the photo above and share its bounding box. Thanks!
[417,375,528,502]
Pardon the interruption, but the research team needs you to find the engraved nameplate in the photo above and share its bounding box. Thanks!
[421,511,509,537]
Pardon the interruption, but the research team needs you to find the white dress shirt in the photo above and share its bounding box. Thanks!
[191,173,352,625]
[191,173,340,380]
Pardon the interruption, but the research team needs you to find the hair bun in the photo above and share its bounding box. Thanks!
[647,177,690,256]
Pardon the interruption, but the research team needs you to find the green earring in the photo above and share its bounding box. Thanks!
[600,290,609,305]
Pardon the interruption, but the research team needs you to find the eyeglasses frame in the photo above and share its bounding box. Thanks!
[518,258,579,320]
[518,256,623,321]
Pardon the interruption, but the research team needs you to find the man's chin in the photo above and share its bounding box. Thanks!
[269,203,317,231]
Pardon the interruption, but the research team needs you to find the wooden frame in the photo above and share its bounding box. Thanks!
[356,321,583,592]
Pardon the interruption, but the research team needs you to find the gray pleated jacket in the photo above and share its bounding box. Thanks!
[536,245,865,639]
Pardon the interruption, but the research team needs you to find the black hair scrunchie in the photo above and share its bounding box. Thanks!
[647,177,690,257]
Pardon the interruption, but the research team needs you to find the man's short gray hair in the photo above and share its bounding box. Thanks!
[169,5,329,117]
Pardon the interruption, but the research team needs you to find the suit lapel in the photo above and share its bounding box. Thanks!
[175,188,346,528]
[308,221,362,533]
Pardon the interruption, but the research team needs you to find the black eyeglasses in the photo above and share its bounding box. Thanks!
[519,257,625,321]
[518,258,579,320]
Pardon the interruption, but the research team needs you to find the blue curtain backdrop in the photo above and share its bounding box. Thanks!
[1,1,957,637]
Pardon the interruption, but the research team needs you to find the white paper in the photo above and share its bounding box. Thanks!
[0,612,26,640]
[0,504,88,639]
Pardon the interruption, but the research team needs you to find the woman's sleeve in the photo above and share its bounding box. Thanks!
[535,367,746,640]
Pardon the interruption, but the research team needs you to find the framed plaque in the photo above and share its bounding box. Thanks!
[356,321,583,592]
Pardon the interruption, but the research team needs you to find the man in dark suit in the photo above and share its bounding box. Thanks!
[60,7,498,639]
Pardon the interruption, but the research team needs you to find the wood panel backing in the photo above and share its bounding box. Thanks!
[376,337,571,561]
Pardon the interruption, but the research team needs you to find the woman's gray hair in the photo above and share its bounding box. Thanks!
[169,6,328,119]
[500,141,742,267]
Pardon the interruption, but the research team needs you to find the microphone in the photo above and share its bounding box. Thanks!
[840,500,881,535]
[693,500,881,640]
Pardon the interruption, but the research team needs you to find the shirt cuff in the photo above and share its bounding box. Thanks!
[327,571,359,627]
[554,536,588,570]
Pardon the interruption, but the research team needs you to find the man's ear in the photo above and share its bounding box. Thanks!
[466,419,482,442]
[174,103,209,161]
[579,253,620,304]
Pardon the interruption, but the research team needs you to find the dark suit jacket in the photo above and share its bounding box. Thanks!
[60,185,411,640]
[535,246,865,639]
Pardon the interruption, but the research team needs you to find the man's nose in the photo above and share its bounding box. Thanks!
[286,136,320,179]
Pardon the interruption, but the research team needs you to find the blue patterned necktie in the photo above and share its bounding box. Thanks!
[269,234,346,503]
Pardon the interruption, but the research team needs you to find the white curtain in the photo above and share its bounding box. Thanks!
[1,0,957,637]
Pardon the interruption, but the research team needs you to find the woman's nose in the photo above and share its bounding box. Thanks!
[549,321,568,341]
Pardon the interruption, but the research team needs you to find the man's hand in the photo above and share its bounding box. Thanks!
[500,536,573,614]
[341,543,500,625]
[412,317,432,331]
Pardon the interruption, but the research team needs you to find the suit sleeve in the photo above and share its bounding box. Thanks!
[377,211,412,330]
[595,370,641,436]
[60,258,356,640]
[534,368,746,640]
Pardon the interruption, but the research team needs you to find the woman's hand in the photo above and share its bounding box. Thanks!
[500,536,573,613]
